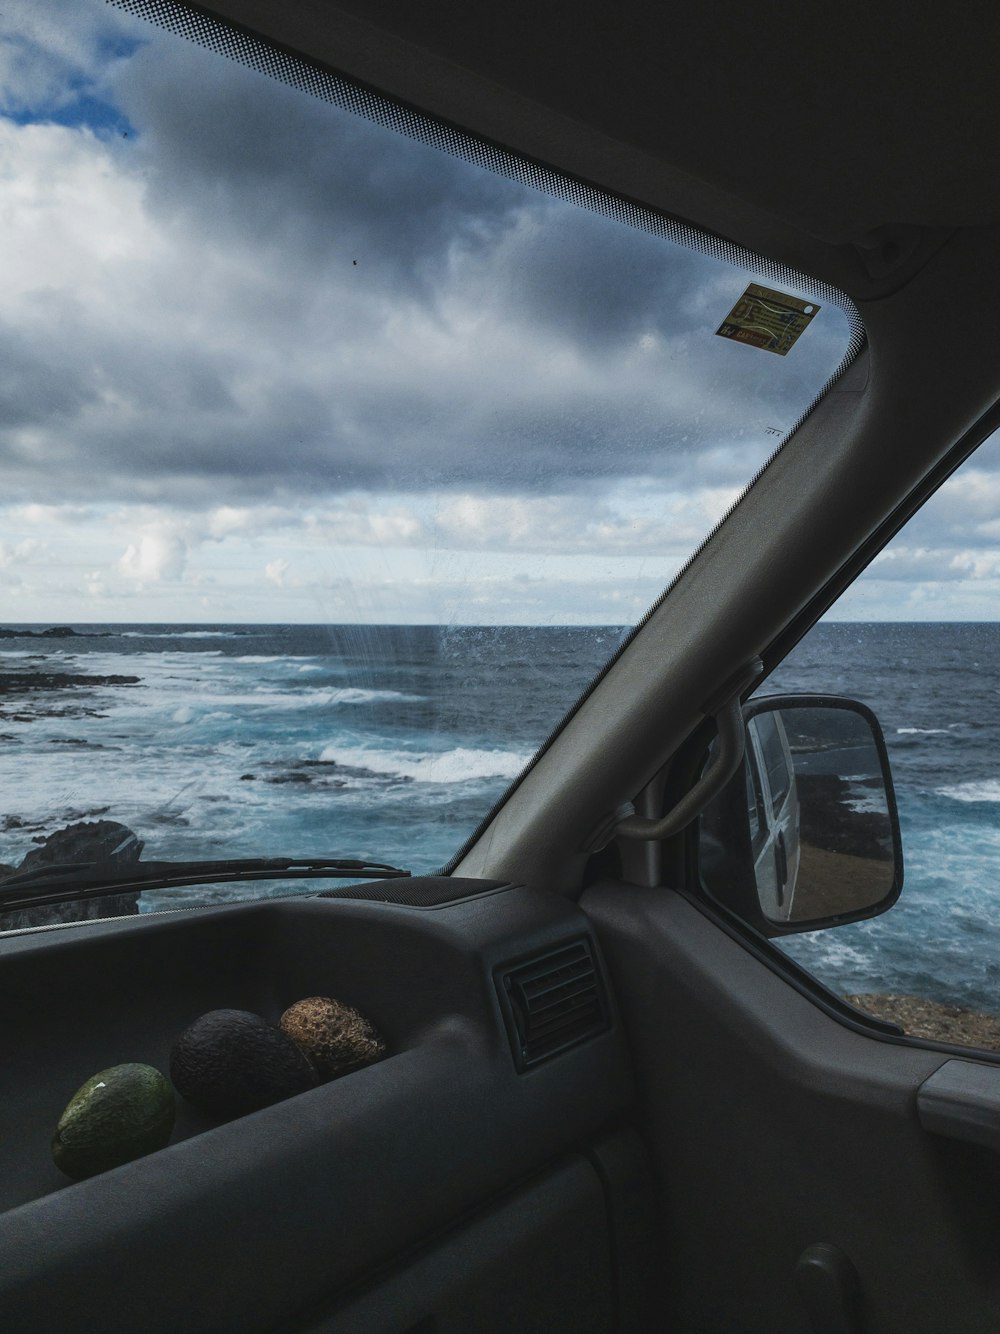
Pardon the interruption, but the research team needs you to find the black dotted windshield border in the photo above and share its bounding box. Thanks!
[105,0,863,351]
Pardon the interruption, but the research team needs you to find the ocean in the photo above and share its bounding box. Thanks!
[769,622,1000,1014]
[0,624,619,909]
[0,621,997,1014]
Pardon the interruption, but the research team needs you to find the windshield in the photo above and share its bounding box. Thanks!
[0,0,857,917]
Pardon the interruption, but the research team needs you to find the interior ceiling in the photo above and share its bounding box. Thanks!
[198,0,1000,296]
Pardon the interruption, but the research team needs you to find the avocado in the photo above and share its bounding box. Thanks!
[52,1063,175,1180]
[280,996,386,1079]
[170,1009,317,1116]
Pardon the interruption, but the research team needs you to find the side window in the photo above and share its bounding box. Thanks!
[745,759,765,853]
[753,713,791,810]
[761,428,1000,1053]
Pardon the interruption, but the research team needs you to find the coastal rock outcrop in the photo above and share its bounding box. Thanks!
[0,626,109,639]
[0,819,143,930]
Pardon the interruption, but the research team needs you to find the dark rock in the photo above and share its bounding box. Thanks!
[1,815,35,832]
[0,627,78,639]
[797,773,893,859]
[0,671,139,696]
[16,819,143,873]
[0,627,110,639]
[1,820,144,931]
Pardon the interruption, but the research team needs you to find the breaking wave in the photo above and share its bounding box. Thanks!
[317,743,530,784]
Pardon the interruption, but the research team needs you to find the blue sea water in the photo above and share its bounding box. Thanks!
[0,624,618,909]
[1,621,999,1013]
[768,623,1000,1014]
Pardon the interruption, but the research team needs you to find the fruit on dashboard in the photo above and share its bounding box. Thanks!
[280,995,386,1078]
[52,1062,175,1180]
[169,1008,317,1116]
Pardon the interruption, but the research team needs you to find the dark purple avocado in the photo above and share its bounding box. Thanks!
[170,1008,317,1116]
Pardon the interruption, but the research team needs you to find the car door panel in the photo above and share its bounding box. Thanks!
[582,879,1000,1334]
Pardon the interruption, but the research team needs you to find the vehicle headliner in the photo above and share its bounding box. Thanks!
[194,0,999,297]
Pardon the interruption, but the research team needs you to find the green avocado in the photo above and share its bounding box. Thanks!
[169,1008,317,1116]
[52,1063,175,1180]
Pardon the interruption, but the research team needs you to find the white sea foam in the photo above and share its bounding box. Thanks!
[119,630,244,639]
[897,727,952,735]
[234,655,319,664]
[205,686,421,709]
[80,651,225,674]
[81,676,421,716]
[782,934,875,971]
[937,780,1000,803]
[322,687,422,705]
[844,793,889,815]
[317,743,531,784]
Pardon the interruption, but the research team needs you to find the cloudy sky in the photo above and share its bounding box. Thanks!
[4,0,983,624]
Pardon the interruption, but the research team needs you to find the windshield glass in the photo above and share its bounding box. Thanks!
[0,0,857,916]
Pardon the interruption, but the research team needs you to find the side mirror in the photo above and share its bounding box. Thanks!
[698,696,902,936]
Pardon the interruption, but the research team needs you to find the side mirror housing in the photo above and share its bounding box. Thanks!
[699,696,902,937]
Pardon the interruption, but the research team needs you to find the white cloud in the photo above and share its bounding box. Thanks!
[118,530,187,582]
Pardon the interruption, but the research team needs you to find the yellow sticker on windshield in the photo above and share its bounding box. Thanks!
[716,284,819,356]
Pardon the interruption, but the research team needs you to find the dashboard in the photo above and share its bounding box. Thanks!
[0,881,653,1331]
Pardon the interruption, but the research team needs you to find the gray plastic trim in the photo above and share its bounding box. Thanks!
[917,1059,1000,1153]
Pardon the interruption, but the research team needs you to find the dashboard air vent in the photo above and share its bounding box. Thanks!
[498,939,609,1070]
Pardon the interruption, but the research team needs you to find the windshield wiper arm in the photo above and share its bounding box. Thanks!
[0,856,410,913]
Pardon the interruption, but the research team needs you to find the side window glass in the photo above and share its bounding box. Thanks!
[745,761,764,850]
[746,741,773,853]
[754,713,791,810]
[763,428,1000,1052]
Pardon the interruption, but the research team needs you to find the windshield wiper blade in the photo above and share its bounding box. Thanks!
[0,856,410,914]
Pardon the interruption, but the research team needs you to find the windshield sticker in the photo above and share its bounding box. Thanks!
[716,284,819,355]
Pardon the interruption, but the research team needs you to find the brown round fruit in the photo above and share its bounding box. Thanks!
[280,996,386,1079]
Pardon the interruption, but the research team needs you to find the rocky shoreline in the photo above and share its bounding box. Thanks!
[0,626,110,639]
[0,671,140,696]
[0,820,143,930]
[846,993,1000,1051]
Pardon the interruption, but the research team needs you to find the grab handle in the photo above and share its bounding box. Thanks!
[613,657,763,843]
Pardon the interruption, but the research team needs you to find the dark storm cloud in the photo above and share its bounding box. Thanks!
[0,2,852,509]
[106,34,532,301]
[0,322,97,429]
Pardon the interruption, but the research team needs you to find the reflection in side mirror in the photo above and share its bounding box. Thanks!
[699,697,902,936]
